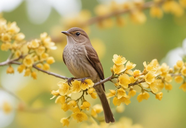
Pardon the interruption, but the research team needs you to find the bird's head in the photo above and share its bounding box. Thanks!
[62,27,90,44]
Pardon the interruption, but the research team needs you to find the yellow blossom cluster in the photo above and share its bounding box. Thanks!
[51,0,186,43]
[174,60,186,91]
[51,54,186,126]
[108,54,186,106]
[0,15,56,79]
[0,16,25,52]
[18,32,56,78]
[51,79,103,126]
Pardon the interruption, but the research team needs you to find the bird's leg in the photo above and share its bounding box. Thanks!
[67,77,76,85]
[80,77,88,83]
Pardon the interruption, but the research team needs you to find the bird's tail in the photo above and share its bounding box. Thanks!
[95,86,115,123]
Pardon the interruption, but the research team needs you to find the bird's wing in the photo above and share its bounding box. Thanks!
[62,49,66,65]
[85,45,105,90]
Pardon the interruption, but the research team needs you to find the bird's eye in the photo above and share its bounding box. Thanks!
[76,32,80,36]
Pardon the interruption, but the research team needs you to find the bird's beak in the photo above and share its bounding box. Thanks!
[61,31,71,36]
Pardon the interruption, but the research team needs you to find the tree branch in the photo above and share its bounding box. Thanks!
[33,64,69,80]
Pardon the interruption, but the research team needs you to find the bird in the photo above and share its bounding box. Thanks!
[62,27,115,123]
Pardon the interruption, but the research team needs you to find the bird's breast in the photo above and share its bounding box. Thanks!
[63,45,94,78]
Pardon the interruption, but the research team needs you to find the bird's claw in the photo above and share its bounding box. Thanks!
[67,77,75,85]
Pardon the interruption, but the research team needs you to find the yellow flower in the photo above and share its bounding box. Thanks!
[51,90,60,96]
[175,76,183,83]
[112,64,125,74]
[47,57,55,64]
[43,37,56,50]
[2,102,12,114]
[113,96,131,106]
[113,96,120,106]
[17,64,25,73]
[133,70,141,77]
[6,66,14,74]
[72,111,88,122]
[165,84,173,91]
[1,33,11,42]
[90,92,97,99]
[160,63,169,77]
[61,103,69,112]
[24,68,31,76]
[36,63,43,69]
[117,88,126,99]
[14,33,25,42]
[81,79,94,90]
[40,32,47,40]
[60,118,69,127]
[91,109,97,117]
[88,88,97,99]
[23,55,34,67]
[130,11,146,24]
[55,95,65,104]
[176,60,184,69]
[68,100,77,110]
[119,96,131,105]
[7,22,20,34]
[118,74,131,88]
[137,92,150,102]
[106,89,116,98]
[36,46,45,55]
[28,39,40,49]
[72,106,80,113]
[128,89,136,97]
[150,79,164,93]
[33,55,39,62]
[163,1,184,17]
[150,6,163,18]
[126,61,136,70]
[88,88,95,94]
[165,74,172,83]
[116,104,125,113]
[179,83,186,92]
[31,71,37,79]
[93,104,103,113]
[40,53,49,61]
[145,72,155,84]
[80,101,91,110]
[156,92,163,100]
[181,67,186,76]
[112,54,127,66]
[1,42,11,51]
[58,81,69,95]
[94,4,110,16]
[71,80,81,93]
[43,63,50,70]
[15,50,21,58]
[91,104,103,117]
[180,0,186,7]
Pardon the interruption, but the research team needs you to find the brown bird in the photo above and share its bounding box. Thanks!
[62,27,115,123]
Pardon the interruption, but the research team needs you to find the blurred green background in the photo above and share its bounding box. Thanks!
[0,0,186,128]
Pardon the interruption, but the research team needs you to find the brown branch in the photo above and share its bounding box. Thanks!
[94,75,113,87]
[84,1,154,26]
[52,0,166,42]
[0,55,116,88]
[33,64,69,80]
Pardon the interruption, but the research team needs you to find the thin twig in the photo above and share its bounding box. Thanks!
[33,64,69,80]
